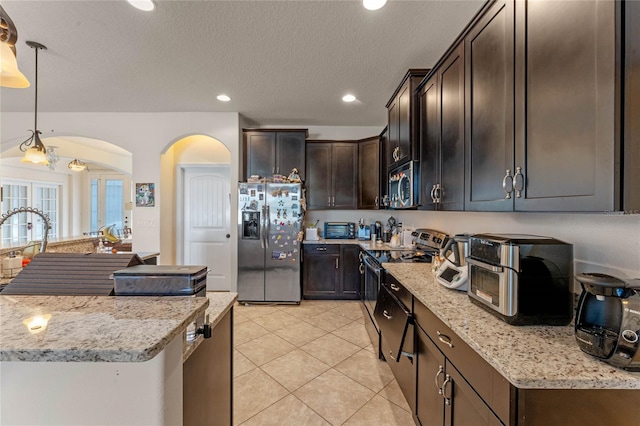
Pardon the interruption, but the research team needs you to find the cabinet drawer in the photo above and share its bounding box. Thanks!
[303,244,340,255]
[384,274,412,310]
[414,299,512,424]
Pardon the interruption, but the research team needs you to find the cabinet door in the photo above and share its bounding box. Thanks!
[514,0,616,211]
[388,99,400,168]
[306,143,332,209]
[416,325,445,426]
[340,244,360,299]
[625,0,640,210]
[332,143,358,209]
[379,127,390,207]
[358,137,380,209]
[439,44,465,211]
[303,253,339,299]
[444,362,502,426]
[397,82,412,165]
[464,0,515,211]
[276,132,306,181]
[244,132,276,180]
[419,74,439,211]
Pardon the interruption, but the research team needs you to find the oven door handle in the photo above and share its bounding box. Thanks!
[363,256,382,276]
[466,257,504,273]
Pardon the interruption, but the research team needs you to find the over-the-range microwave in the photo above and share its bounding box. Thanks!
[388,161,419,209]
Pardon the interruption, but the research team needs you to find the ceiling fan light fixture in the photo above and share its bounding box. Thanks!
[68,159,88,172]
[127,0,156,12]
[363,0,387,11]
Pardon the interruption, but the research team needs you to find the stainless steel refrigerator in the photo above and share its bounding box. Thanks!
[237,182,303,303]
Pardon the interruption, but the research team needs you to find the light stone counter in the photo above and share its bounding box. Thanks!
[384,263,640,390]
[0,293,235,362]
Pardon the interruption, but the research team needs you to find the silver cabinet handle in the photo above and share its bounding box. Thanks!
[430,184,437,203]
[514,166,524,198]
[434,183,442,203]
[374,196,379,207]
[316,247,327,251]
[435,365,445,394]
[502,169,514,199]
[276,166,280,174]
[332,196,335,207]
[382,310,392,320]
[390,283,400,292]
[358,252,364,261]
[442,374,452,405]
[327,196,331,206]
[272,167,275,174]
[359,263,365,274]
[335,258,339,269]
[437,331,453,348]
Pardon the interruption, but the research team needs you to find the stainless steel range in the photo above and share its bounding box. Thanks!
[360,228,448,358]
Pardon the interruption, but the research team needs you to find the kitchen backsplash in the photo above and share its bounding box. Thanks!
[305,210,640,289]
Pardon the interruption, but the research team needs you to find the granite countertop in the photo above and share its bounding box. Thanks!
[384,263,640,390]
[0,293,235,363]
[0,235,95,252]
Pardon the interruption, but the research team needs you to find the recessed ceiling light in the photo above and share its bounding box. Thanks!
[127,0,155,12]
[217,95,231,102]
[342,94,356,103]
[363,0,387,11]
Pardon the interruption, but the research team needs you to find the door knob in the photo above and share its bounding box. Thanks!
[226,234,231,238]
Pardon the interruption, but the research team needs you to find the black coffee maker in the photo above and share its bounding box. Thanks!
[574,273,640,371]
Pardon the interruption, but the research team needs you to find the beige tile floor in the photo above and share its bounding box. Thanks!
[233,300,414,426]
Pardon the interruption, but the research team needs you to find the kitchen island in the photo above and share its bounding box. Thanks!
[383,263,639,425]
[0,292,236,425]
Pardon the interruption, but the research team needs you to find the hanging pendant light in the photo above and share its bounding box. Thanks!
[0,4,29,88]
[68,159,88,172]
[19,41,48,165]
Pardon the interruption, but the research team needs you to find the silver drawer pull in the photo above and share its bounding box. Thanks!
[390,283,400,292]
[383,310,392,320]
[316,247,327,251]
[437,331,453,348]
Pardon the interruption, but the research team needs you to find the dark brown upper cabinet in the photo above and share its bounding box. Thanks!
[463,0,635,212]
[386,69,430,170]
[358,136,381,209]
[306,141,358,210]
[419,43,465,211]
[242,129,308,181]
[464,0,515,212]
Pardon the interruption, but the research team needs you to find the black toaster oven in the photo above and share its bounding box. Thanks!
[324,222,356,239]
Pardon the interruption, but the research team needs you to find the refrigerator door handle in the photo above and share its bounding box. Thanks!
[260,205,266,249]
[266,204,271,247]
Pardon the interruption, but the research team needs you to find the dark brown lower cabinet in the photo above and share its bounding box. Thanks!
[416,324,501,426]
[183,309,232,426]
[302,244,359,300]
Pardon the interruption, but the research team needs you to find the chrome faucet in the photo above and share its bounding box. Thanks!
[0,207,50,253]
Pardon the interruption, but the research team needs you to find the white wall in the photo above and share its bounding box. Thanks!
[306,209,640,283]
[1,111,241,269]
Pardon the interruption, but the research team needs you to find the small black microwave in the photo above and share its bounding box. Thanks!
[324,222,356,239]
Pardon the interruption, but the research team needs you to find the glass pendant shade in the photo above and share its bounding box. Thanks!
[21,146,49,164]
[0,42,29,88]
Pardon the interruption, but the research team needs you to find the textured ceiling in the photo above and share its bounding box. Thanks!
[1,0,483,127]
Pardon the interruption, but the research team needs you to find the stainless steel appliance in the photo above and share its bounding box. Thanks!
[357,219,370,240]
[436,234,470,291]
[113,265,208,296]
[466,234,573,325]
[237,182,303,303]
[360,228,447,358]
[575,273,640,371]
[388,161,418,209]
[323,221,356,239]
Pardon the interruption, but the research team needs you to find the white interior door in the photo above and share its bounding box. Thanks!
[182,166,231,291]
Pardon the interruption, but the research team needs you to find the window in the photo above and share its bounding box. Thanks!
[0,180,59,245]
[89,174,131,234]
